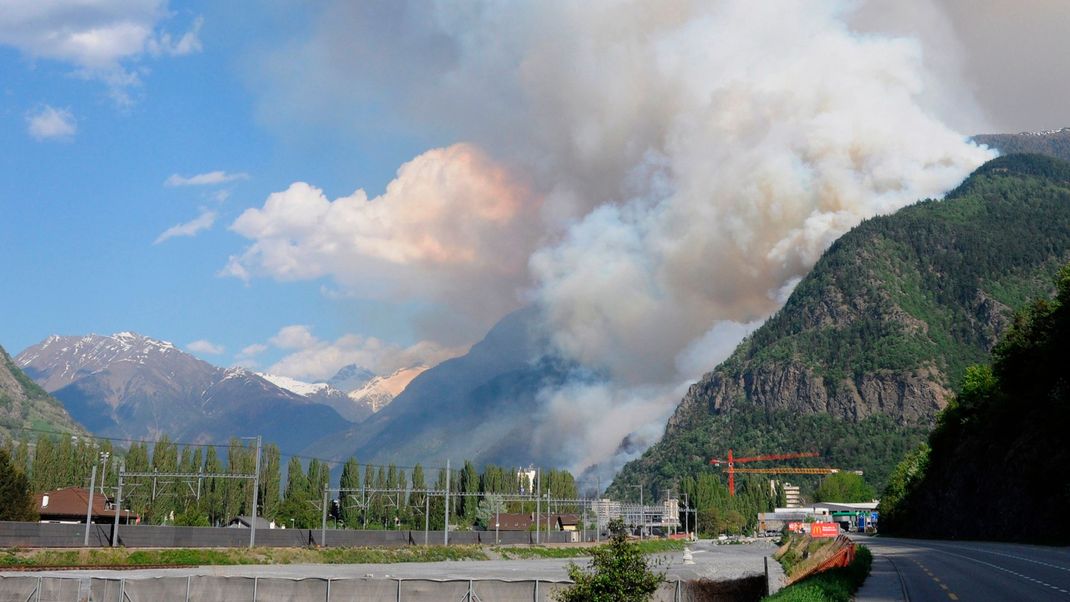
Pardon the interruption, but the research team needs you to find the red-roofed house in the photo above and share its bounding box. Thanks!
[35,487,135,524]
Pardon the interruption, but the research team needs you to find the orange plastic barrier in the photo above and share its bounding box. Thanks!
[785,535,856,585]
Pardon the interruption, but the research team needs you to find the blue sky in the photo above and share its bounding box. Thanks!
[0,2,451,378]
[1,0,1067,397]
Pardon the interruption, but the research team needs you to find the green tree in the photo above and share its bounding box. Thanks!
[279,457,316,528]
[476,494,505,529]
[31,435,57,492]
[338,457,361,528]
[556,518,664,602]
[877,444,928,529]
[410,464,427,528]
[460,460,479,525]
[203,446,224,526]
[0,448,36,521]
[814,472,876,503]
[259,444,282,520]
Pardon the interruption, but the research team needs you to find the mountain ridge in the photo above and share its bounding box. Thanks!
[611,153,1070,496]
[17,332,352,451]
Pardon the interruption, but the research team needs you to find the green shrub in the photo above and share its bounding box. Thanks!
[765,545,872,602]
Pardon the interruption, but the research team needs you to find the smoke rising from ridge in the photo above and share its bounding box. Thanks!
[237,0,997,476]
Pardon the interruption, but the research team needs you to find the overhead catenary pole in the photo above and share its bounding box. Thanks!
[112,462,124,548]
[249,435,262,548]
[639,483,644,541]
[581,497,586,543]
[535,467,540,545]
[424,493,430,545]
[444,460,450,546]
[99,451,109,495]
[84,464,97,547]
[321,485,329,547]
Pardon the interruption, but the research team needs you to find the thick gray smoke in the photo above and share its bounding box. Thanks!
[241,0,997,477]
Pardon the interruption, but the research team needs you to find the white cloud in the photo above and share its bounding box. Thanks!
[268,325,317,350]
[26,105,76,141]
[239,343,268,357]
[258,324,461,382]
[147,15,203,57]
[0,1,203,103]
[187,339,224,355]
[225,144,538,342]
[165,171,249,187]
[154,209,216,244]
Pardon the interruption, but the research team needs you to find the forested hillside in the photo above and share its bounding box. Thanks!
[612,154,1070,505]
[879,265,1070,543]
[0,345,86,443]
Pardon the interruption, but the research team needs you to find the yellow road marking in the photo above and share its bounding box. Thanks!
[912,556,959,600]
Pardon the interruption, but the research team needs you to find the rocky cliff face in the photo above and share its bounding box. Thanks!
[669,364,950,433]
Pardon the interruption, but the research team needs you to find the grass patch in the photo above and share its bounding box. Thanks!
[764,545,872,602]
[495,538,685,560]
[0,539,684,568]
[0,545,488,568]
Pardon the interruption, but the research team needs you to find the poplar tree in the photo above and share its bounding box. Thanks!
[339,457,361,528]
[460,460,479,525]
[259,444,281,520]
[410,464,426,527]
[203,446,224,526]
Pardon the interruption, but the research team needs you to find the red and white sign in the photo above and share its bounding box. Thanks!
[787,521,804,533]
[810,522,839,538]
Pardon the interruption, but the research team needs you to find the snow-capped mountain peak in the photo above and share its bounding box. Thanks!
[257,372,333,397]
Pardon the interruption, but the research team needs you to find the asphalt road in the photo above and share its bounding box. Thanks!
[857,535,1070,601]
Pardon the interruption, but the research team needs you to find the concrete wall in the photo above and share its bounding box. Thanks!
[0,575,766,602]
[0,522,576,549]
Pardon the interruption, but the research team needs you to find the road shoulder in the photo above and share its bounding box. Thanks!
[855,553,907,602]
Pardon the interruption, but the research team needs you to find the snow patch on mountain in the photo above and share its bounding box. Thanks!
[257,372,334,397]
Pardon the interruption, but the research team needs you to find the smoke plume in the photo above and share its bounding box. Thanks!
[239,0,997,476]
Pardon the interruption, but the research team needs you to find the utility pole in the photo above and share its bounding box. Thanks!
[84,464,97,547]
[321,486,329,547]
[112,461,124,548]
[424,494,430,545]
[596,475,601,544]
[535,468,540,545]
[639,482,644,541]
[249,435,262,549]
[546,493,551,540]
[581,497,586,543]
[444,460,450,546]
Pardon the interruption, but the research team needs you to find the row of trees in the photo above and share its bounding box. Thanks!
[2,434,578,530]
